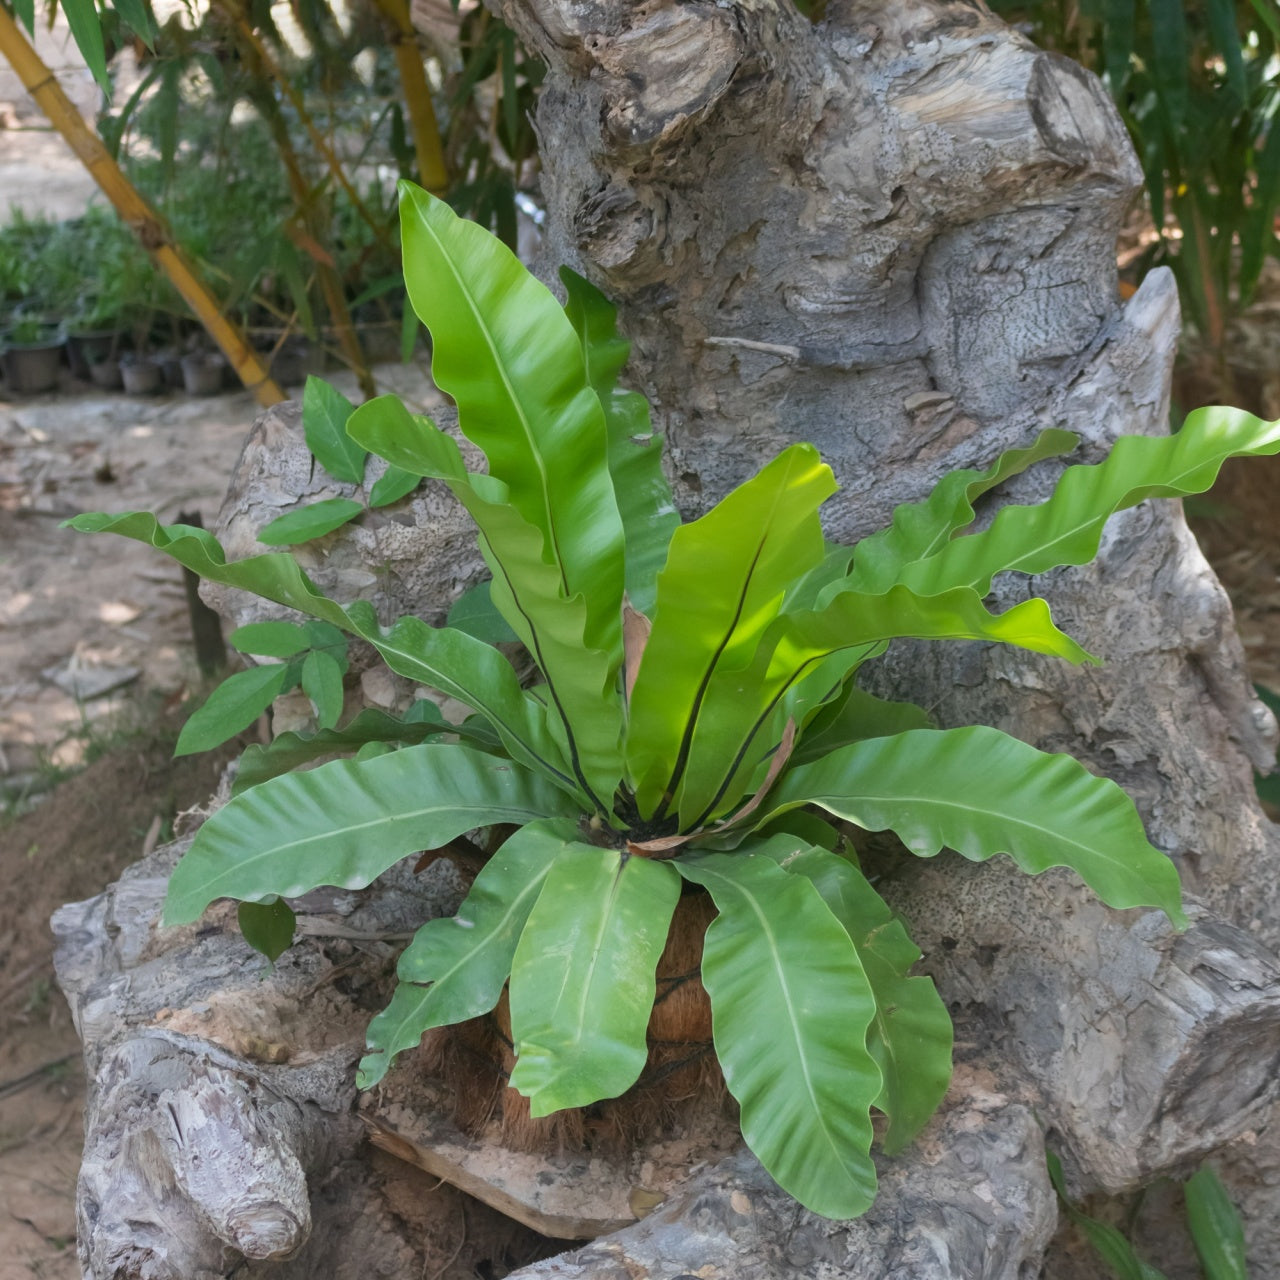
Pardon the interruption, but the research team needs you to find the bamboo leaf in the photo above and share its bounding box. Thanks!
[259,498,364,546]
[12,0,35,34]
[302,375,366,484]
[677,849,881,1220]
[508,845,680,1113]
[230,621,310,658]
[842,428,1080,596]
[1148,0,1189,130]
[58,0,110,92]
[1185,1167,1248,1280]
[175,664,288,757]
[301,649,345,729]
[1101,0,1135,89]
[759,727,1187,927]
[398,184,626,664]
[626,443,837,819]
[237,897,296,963]
[898,408,1280,598]
[560,266,679,615]
[760,842,952,1152]
[64,513,573,791]
[358,817,574,1088]
[684,585,1091,830]
[233,705,448,794]
[109,0,159,48]
[1205,0,1246,105]
[165,743,576,925]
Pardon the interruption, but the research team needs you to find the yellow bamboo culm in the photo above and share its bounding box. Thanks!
[0,5,285,408]
[370,0,448,194]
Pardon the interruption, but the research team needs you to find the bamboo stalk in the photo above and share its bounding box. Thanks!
[0,3,285,407]
[248,76,376,397]
[370,0,448,193]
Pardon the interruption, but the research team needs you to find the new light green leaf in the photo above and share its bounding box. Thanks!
[302,376,366,484]
[175,663,289,757]
[1185,1167,1248,1280]
[560,267,679,615]
[64,513,573,792]
[164,742,576,925]
[683,585,1091,830]
[677,849,881,1220]
[399,183,626,662]
[762,842,952,1153]
[842,428,1080,596]
[899,407,1280,598]
[232,705,448,795]
[508,845,680,1114]
[759,727,1187,927]
[626,443,837,819]
[359,818,574,1088]
[259,498,364,546]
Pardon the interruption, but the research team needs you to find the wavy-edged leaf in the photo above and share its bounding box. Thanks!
[238,897,296,963]
[1185,1167,1248,1280]
[358,817,573,1088]
[560,266,678,615]
[446,579,519,644]
[399,183,626,662]
[302,376,366,484]
[233,705,448,794]
[791,685,934,768]
[626,444,837,820]
[64,513,573,793]
[842,428,1079,596]
[898,408,1280,598]
[175,664,288,757]
[259,498,364,546]
[677,848,881,1220]
[348,396,623,810]
[230,621,310,658]
[369,464,422,508]
[760,842,952,1152]
[508,844,680,1113]
[165,743,575,925]
[759,726,1187,927]
[302,649,345,729]
[684,586,1092,830]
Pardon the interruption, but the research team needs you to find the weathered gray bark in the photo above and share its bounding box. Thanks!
[55,0,1280,1275]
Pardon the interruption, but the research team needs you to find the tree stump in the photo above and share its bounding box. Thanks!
[53,1,1280,1275]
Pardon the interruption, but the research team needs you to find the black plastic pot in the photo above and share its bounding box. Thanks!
[181,351,227,396]
[1,332,65,395]
[66,329,122,381]
[120,356,163,395]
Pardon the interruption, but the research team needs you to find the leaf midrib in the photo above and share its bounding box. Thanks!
[708,867,868,1192]
[417,207,568,595]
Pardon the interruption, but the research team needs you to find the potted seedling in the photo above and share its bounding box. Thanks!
[1,312,65,395]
